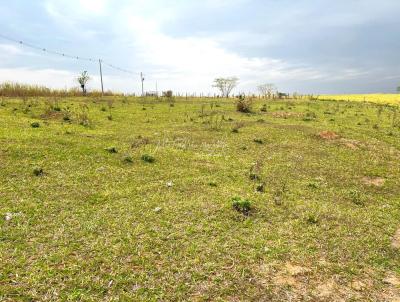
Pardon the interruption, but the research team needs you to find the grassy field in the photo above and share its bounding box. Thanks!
[1,96,400,301]
[319,94,400,105]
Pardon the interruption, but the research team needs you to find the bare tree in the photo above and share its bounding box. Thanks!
[257,83,277,99]
[213,77,239,98]
[77,71,90,95]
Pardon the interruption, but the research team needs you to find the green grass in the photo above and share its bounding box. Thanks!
[1,96,400,301]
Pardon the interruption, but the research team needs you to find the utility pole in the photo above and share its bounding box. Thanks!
[140,72,145,96]
[99,59,104,96]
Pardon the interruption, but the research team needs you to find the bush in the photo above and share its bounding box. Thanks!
[236,95,253,113]
[232,197,252,215]
[30,122,40,128]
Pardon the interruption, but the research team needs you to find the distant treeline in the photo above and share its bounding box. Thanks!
[0,82,121,97]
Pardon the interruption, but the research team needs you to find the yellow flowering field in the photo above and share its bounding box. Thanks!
[319,94,400,105]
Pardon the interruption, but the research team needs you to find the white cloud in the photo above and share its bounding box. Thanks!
[0,0,384,94]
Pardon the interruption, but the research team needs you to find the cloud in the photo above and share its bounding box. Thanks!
[1,0,398,94]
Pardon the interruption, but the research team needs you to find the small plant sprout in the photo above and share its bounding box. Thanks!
[232,197,252,215]
[256,183,265,193]
[306,213,319,224]
[122,155,133,163]
[141,154,155,163]
[105,147,118,154]
[33,167,44,176]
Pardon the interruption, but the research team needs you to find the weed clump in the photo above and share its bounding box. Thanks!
[303,111,317,121]
[260,104,268,112]
[306,213,319,224]
[141,154,155,163]
[231,121,244,133]
[122,155,133,163]
[30,122,40,128]
[253,138,264,144]
[232,197,252,215]
[256,183,265,193]
[349,189,365,206]
[105,147,118,154]
[33,167,44,176]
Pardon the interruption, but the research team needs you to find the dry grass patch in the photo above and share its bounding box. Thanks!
[272,111,304,119]
[391,228,400,249]
[362,176,386,187]
[318,130,340,140]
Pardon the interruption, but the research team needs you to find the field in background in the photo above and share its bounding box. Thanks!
[320,94,400,105]
[0,96,399,301]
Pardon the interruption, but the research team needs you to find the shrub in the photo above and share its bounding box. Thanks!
[253,138,264,144]
[141,154,155,163]
[30,122,40,128]
[232,197,252,215]
[236,95,253,113]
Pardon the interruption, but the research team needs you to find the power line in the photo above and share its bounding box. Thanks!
[0,33,139,75]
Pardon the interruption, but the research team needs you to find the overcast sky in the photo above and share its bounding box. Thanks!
[0,0,399,95]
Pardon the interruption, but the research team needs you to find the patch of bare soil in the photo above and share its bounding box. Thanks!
[362,177,386,187]
[382,273,400,301]
[391,228,400,249]
[318,131,340,140]
[271,263,311,288]
[340,138,362,150]
[314,280,338,298]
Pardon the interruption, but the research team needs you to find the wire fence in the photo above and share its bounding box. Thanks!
[0,33,144,96]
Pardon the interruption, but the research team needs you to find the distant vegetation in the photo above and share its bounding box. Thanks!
[0,82,119,97]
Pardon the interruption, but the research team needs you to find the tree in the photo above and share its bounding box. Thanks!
[258,83,277,99]
[77,71,90,95]
[213,77,239,98]
[397,85,400,93]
